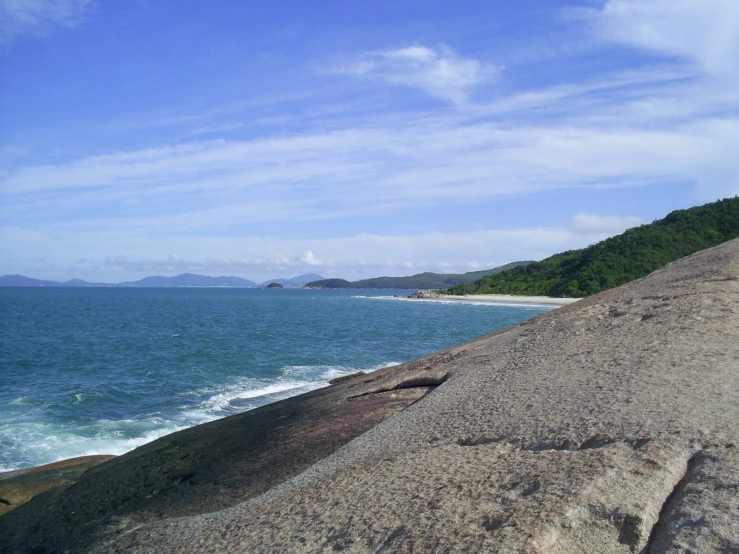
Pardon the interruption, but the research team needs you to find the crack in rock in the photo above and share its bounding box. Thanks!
[350,373,449,399]
[643,451,699,553]
[641,448,739,554]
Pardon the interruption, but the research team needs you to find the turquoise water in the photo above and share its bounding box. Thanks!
[0,288,554,471]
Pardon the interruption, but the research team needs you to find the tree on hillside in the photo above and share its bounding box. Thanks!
[447,197,739,298]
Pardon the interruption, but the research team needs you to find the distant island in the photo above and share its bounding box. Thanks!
[0,272,325,289]
[447,196,739,298]
[303,262,532,290]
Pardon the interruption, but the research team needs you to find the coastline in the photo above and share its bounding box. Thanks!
[437,294,579,306]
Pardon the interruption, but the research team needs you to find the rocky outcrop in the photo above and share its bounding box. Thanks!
[0,456,114,516]
[407,289,442,298]
[2,239,739,553]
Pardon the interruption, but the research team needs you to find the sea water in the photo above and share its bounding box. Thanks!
[0,287,554,471]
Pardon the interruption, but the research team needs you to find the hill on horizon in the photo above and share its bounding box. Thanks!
[0,273,261,288]
[0,275,111,287]
[257,273,325,288]
[447,196,739,298]
[125,273,258,288]
[304,262,532,290]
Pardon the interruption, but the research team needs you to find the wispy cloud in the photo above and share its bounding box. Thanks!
[582,0,739,78]
[331,45,499,104]
[4,111,737,231]
[0,0,96,43]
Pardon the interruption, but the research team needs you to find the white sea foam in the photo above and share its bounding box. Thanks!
[0,363,397,472]
[199,380,314,413]
[194,363,395,417]
[8,397,34,405]
[0,419,186,472]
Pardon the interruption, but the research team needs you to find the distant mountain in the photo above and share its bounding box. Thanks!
[447,196,739,298]
[258,273,325,288]
[0,275,108,287]
[64,278,94,286]
[303,262,532,290]
[0,274,64,287]
[126,273,258,287]
[1,273,258,288]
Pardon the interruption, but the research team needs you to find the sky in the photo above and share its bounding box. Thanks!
[1,0,738,283]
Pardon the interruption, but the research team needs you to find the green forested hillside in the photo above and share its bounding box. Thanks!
[304,262,532,289]
[446,197,739,298]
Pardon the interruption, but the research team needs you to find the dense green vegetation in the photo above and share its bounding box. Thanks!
[446,197,739,298]
[304,262,532,289]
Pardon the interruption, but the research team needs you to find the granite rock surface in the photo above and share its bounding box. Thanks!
[2,239,738,553]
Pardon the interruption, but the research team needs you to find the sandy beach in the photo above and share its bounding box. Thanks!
[439,294,580,306]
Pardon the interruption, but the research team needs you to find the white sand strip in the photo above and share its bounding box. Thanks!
[440,294,580,306]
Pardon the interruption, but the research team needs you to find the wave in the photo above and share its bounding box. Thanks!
[195,379,319,414]
[186,362,397,418]
[6,397,40,406]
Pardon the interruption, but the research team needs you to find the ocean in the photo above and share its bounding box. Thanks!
[0,287,555,472]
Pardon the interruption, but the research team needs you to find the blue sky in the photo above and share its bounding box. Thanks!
[1,0,738,283]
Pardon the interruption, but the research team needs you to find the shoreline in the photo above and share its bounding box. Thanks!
[434,294,580,306]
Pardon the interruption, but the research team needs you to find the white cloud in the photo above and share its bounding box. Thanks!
[587,0,739,77]
[301,250,322,266]
[0,0,96,43]
[332,45,499,104]
[570,213,643,235]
